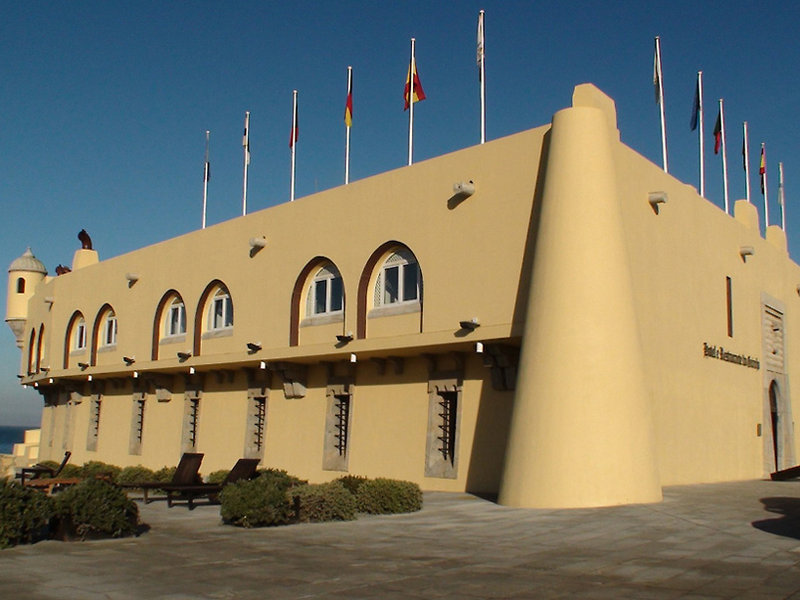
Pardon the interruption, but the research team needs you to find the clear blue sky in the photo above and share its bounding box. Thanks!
[2,1,799,426]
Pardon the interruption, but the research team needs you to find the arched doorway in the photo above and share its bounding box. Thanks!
[769,380,780,470]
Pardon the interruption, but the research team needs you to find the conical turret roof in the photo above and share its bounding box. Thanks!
[8,247,47,274]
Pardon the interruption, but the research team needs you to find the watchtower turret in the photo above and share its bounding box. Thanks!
[6,248,47,349]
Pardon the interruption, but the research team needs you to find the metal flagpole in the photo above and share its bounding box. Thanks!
[202,130,210,229]
[478,10,486,145]
[242,111,250,216]
[654,36,668,173]
[743,122,751,204]
[408,38,416,166]
[762,143,769,227]
[719,99,729,214]
[779,161,786,232]
[290,90,298,202]
[697,71,704,197]
[345,66,352,184]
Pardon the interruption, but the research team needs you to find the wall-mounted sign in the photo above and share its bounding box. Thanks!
[703,343,760,370]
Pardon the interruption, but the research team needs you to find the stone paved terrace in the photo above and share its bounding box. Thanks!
[2,479,800,599]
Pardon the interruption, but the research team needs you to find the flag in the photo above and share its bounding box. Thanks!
[404,58,426,111]
[242,112,250,165]
[344,73,353,128]
[477,11,485,79]
[690,78,700,131]
[760,146,766,195]
[653,39,661,104]
[713,110,722,154]
[742,136,746,171]
[290,100,298,148]
[204,161,210,182]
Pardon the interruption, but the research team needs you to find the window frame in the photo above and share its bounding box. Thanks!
[308,265,344,317]
[101,311,118,347]
[208,288,234,332]
[165,298,187,338]
[73,318,87,351]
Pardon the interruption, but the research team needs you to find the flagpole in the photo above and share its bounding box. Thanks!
[779,161,786,232]
[291,90,298,202]
[654,36,668,173]
[202,130,210,230]
[696,71,704,197]
[242,111,250,216]
[719,99,729,214]
[743,121,751,204]
[478,10,486,145]
[408,38,416,166]
[762,143,769,227]
[345,66,352,184]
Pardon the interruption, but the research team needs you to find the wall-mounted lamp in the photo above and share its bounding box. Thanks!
[77,362,89,370]
[453,180,476,197]
[259,361,267,370]
[86,375,92,382]
[177,351,192,361]
[459,318,480,331]
[648,191,668,212]
[247,342,262,353]
[125,273,139,285]
[133,371,139,379]
[44,297,55,305]
[123,356,136,366]
[189,366,196,375]
[350,353,357,363]
[475,342,484,353]
[49,378,54,384]
[740,246,755,260]
[249,236,267,249]
[40,366,50,373]
[16,374,24,379]
[336,332,354,343]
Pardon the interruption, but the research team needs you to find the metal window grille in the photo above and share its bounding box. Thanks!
[136,399,145,444]
[437,391,457,465]
[253,398,266,452]
[92,399,102,439]
[188,399,199,447]
[333,394,350,456]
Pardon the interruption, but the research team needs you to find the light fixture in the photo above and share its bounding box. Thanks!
[648,191,668,210]
[77,362,89,370]
[453,180,475,197]
[459,318,480,331]
[44,297,55,305]
[86,375,91,382]
[123,356,136,366]
[259,361,267,370]
[350,353,357,363]
[247,342,262,353]
[177,351,192,361]
[336,332,354,343]
[125,273,139,284]
[133,371,139,379]
[189,366,196,375]
[475,342,484,353]
[740,246,754,259]
[249,236,267,249]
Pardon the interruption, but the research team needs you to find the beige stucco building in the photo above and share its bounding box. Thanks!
[6,84,798,508]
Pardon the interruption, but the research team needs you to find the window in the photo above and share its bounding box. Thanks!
[209,288,233,331]
[135,399,145,444]
[323,382,353,471]
[375,250,420,307]
[16,277,25,294]
[129,395,145,455]
[87,396,101,451]
[73,317,87,351]
[436,391,458,466]
[102,311,118,347]
[425,378,461,479]
[166,298,186,337]
[252,398,266,453]
[187,399,200,448]
[308,265,343,316]
[726,276,733,338]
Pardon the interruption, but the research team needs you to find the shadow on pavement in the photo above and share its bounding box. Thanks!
[752,496,800,539]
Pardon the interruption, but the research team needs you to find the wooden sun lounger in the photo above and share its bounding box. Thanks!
[119,452,204,503]
[160,457,261,509]
[17,451,72,486]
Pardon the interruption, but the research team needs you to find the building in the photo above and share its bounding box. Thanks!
[5,84,798,509]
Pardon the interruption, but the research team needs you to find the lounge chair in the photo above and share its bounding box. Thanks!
[119,452,204,503]
[16,451,72,486]
[160,457,261,509]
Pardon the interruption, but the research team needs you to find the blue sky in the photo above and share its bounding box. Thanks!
[2,1,799,426]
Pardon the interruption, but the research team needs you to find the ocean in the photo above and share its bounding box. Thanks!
[0,425,30,455]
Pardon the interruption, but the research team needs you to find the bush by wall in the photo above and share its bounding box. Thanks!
[292,481,356,523]
[59,464,83,478]
[152,466,176,483]
[336,475,368,496]
[53,478,138,540]
[116,465,157,486]
[256,468,307,489]
[219,475,294,528]
[205,469,230,484]
[356,478,423,514]
[0,480,53,548]
[80,461,121,481]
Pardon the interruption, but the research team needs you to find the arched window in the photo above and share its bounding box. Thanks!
[166,297,187,337]
[308,264,344,316]
[27,329,36,375]
[36,324,45,373]
[374,249,421,307]
[101,310,118,347]
[16,277,25,294]
[209,287,234,331]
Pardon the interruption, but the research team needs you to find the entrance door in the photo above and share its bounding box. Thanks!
[769,380,780,470]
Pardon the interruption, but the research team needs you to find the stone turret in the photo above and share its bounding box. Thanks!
[6,248,47,349]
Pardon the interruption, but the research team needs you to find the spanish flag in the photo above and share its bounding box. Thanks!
[404,59,426,111]
[760,145,766,195]
[344,70,353,128]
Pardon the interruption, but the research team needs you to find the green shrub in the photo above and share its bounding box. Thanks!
[53,478,138,540]
[356,478,423,514]
[59,464,83,478]
[292,481,356,523]
[80,461,121,481]
[336,475,368,496]
[152,466,176,483]
[116,465,156,486]
[205,469,230,484]
[219,476,293,528]
[0,480,53,548]
[256,468,307,489]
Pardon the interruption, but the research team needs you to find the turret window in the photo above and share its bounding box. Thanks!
[16,278,25,294]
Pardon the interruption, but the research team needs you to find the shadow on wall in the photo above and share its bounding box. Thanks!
[752,496,800,540]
